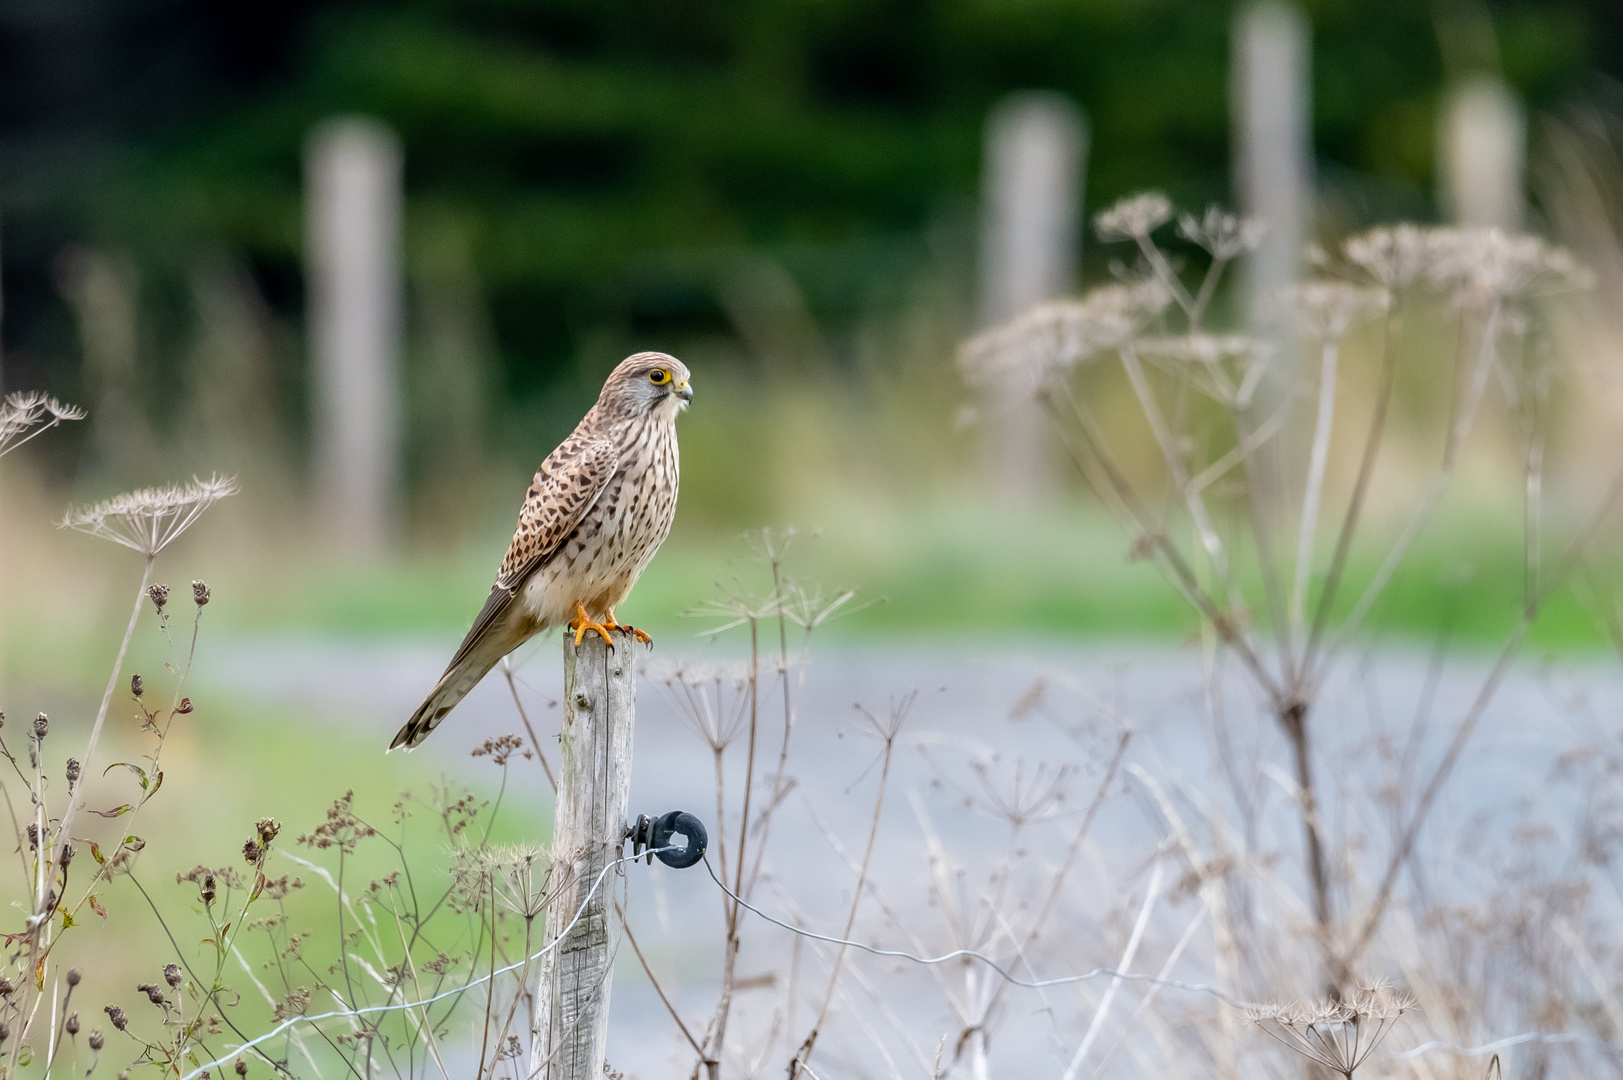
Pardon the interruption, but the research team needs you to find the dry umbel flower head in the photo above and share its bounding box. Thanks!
[1137,334,1272,408]
[0,391,85,458]
[1276,282,1391,340]
[1344,224,1433,289]
[61,474,238,558]
[1423,226,1590,305]
[959,281,1172,390]
[1177,205,1266,260]
[1094,191,1174,241]
[1344,222,1589,309]
[1247,981,1418,1078]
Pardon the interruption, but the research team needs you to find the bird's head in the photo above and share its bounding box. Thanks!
[601,351,692,420]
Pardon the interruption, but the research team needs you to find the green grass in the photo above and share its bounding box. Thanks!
[197,498,1618,654]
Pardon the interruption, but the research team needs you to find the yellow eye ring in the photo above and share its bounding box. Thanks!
[648,369,669,385]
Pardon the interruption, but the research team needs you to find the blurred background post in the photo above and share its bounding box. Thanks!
[305,117,404,557]
[1232,1,1311,364]
[1441,77,1527,229]
[977,93,1086,506]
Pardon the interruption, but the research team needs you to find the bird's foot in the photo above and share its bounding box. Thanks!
[570,604,615,648]
[603,610,653,645]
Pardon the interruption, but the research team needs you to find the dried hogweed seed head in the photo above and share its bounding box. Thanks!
[65,1013,79,1036]
[1424,226,1590,304]
[138,982,165,1006]
[60,475,238,558]
[66,969,81,987]
[163,963,182,988]
[193,580,211,606]
[0,392,84,458]
[256,818,280,846]
[959,280,1173,390]
[131,674,143,698]
[242,838,262,864]
[1095,191,1174,241]
[148,584,169,612]
[89,1030,104,1051]
[34,712,48,739]
[104,1005,128,1030]
[1345,223,1431,289]
[1276,281,1389,339]
[1177,205,1266,260]
[66,758,81,785]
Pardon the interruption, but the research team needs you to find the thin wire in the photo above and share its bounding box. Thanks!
[705,860,1623,1065]
[701,856,1261,1009]
[177,848,673,1080]
[1392,1032,1621,1060]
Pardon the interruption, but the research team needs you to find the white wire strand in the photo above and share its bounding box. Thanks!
[703,857,1623,1065]
[1392,1032,1619,1060]
[701,855,1262,1009]
[176,847,672,1080]
[177,844,1623,1077]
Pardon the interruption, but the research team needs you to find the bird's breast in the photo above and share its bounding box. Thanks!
[558,419,680,590]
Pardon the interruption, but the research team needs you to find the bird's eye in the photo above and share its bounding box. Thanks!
[648,369,669,385]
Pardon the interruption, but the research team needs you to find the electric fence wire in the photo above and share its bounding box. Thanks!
[177,844,1623,1077]
[1391,1032,1621,1060]
[175,847,675,1080]
[700,854,1263,1009]
[703,856,1623,1066]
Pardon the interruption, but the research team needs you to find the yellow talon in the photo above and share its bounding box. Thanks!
[570,604,614,648]
[604,609,653,646]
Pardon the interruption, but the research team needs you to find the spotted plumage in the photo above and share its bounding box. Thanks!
[391,351,690,750]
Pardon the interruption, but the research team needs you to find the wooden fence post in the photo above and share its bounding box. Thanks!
[530,632,638,1078]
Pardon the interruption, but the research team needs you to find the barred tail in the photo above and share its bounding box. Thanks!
[390,646,505,751]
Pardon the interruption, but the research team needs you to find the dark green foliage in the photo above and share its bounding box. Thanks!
[0,0,1607,417]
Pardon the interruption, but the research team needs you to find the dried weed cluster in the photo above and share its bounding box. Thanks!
[0,409,564,1080]
[4,194,1623,1080]
[959,189,1621,1018]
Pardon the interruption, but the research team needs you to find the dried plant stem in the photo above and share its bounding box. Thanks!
[1303,310,1398,675]
[1058,859,1165,1080]
[1133,233,1196,314]
[51,557,154,873]
[1316,302,1503,677]
[1231,402,1297,685]
[1120,347,1230,578]
[745,545,798,895]
[502,659,557,791]
[620,909,710,1063]
[1046,383,1279,698]
[698,620,762,1078]
[1523,378,1546,615]
[1187,254,1232,330]
[979,731,1130,1028]
[790,730,897,1079]
[1291,337,1340,638]
[1278,696,1344,997]
[1345,452,1623,967]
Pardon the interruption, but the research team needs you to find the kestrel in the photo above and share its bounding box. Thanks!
[391,352,691,750]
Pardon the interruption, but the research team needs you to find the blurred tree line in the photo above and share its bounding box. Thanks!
[0,0,1614,462]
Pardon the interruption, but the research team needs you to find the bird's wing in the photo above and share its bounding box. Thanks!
[439,434,620,674]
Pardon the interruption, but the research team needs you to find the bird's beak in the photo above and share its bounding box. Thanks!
[676,380,693,403]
